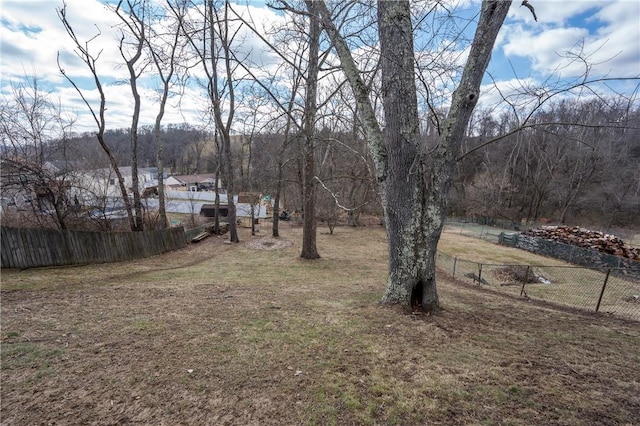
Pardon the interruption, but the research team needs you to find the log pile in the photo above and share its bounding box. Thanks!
[522,226,640,261]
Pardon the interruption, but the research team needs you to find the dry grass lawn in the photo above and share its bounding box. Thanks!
[1,224,639,425]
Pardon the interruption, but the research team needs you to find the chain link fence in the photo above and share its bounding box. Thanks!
[436,251,640,322]
[446,218,640,246]
[443,221,508,243]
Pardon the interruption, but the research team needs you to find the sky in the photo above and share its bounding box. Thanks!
[1,0,639,136]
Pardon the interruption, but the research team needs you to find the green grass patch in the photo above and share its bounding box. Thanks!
[2,342,63,369]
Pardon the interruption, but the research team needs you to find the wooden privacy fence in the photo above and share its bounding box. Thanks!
[1,226,187,269]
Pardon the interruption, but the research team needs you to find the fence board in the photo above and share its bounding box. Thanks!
[1,226,187,269]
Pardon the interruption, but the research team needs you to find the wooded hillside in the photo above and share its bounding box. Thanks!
[38,98,640,229]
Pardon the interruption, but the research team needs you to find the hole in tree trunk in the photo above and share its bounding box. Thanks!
[411,279,438,314]
[411,280,423,312]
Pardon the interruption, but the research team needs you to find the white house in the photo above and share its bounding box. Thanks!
[165,173,221,192]
[70,166,163,208]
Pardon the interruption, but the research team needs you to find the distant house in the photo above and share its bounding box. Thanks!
[236,193,269,227]
[98,171,268,223]
[166,173,221,192]
[164,176,185,190]
[0,158,67,213]
[3,159,82,216]
[71,166,162,203]
[198,193,268,226]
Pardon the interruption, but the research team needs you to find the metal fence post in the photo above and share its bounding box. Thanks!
[477,263,483,286]
[520,265,531,297]
[452,257,457,277]
[595,269,611,312]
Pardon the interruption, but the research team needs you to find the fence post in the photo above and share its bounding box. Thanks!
[452,257,457,277]
[520,265,531,297]
[477,263,483,286]
[595,269,611,312]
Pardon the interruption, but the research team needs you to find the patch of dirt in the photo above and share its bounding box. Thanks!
[245,237,294,250]
[493,265,537,283]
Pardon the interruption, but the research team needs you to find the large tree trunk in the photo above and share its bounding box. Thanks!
[376,0,438,311]
[319,0,512,312]
[384,1,512,311]
[300,0,321,259]
[213,161,221,235]
[206,0,239,243]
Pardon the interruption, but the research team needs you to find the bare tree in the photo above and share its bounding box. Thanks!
[271,92,299,238]
[226,3,307,239]
[318,0,513,312]
[144,0,189,229]
[174,0,241,242]
[298,0,322,258]
[235,87,273,236]
[57,2,137,232]
[113,0,150,231]
[314,133,377,230]
[0,75,52,165]
[0,75,86,231]
[451,94,639,228]
[212,129,223,235]
[234,0,339,255]
[0,158,71,230]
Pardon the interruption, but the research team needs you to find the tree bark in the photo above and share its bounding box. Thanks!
[128,75,143,232]
[207,0,239,243]
[221,131,239,242]
[272,136,287,238]
[376,0,434,311]
[300,0,321,259]
[116,0,145,231]
[148,2,185,230]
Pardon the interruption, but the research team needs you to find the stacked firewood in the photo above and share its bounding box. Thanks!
[522,226,640,261]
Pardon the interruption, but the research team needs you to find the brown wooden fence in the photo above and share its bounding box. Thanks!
[1,226,188,269]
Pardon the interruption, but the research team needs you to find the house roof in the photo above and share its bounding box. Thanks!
[169,174,220,185]
[84,166,159,178]
[165,176,184,186]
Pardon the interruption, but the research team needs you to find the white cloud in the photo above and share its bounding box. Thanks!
[1,0,124,84]
[502,26,592,75]
[0,0,285,133]
[500,0,639,79]
[508,0,609,24]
